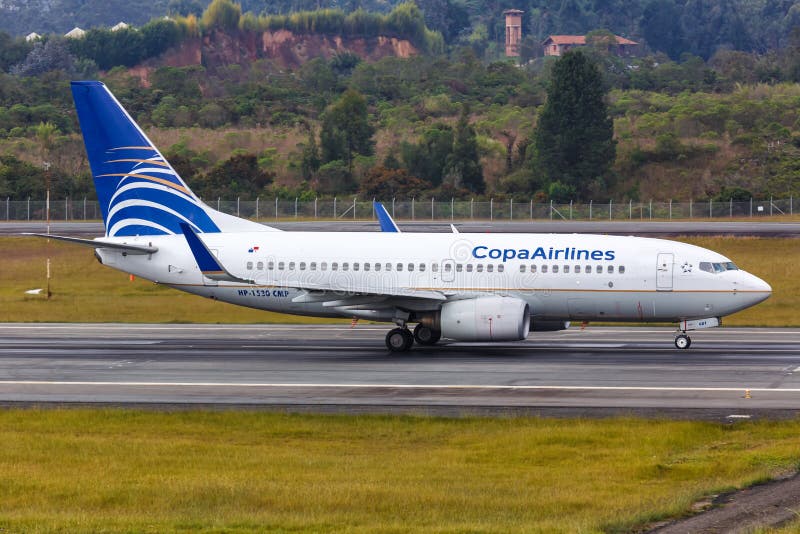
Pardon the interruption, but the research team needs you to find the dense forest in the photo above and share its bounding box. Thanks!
[0,0,800,203]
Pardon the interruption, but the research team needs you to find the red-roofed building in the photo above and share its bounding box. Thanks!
[542,34,639,57]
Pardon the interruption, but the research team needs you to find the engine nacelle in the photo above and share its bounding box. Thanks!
[530,320,571,332]
[440,297,530,342]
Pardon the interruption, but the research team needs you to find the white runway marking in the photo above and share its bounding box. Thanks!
[1,381,799,393]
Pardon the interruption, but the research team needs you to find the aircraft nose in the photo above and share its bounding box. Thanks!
[742,272,771,304]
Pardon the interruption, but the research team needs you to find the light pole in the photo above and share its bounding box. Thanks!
[43,161,51,299]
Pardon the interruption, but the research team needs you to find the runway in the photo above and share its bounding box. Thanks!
[1,324,799,418]
[5,220,800,236]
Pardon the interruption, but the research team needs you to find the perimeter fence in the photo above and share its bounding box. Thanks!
[1,197,796,222]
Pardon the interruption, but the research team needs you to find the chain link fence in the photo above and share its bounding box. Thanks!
[1,197,795,222]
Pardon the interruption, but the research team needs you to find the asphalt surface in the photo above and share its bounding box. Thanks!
[5,220,800,236]
[1,324,799,418]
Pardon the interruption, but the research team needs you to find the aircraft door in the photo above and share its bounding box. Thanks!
[441,259,455,283]
[656,252,674,291]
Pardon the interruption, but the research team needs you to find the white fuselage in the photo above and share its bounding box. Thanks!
[96,231,771,323]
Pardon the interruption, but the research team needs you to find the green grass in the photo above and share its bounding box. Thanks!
[0,236,795,325]
[0,409,799,533]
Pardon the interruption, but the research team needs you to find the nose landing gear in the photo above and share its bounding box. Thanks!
[674,333,691,349]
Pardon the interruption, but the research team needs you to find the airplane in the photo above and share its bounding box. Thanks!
[35,81,772,352]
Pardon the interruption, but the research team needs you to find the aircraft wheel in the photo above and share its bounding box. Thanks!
[674,334,691,349]
[413,324,441,345]
[386,328,414,352]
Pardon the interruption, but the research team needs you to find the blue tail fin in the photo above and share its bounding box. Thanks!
[72,81,273,237]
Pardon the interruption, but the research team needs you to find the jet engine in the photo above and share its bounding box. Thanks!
[530,320,570,332]
[438,296,530,342]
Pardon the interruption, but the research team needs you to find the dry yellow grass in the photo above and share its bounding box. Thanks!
[0,409,799,533]
[0,237,339,323]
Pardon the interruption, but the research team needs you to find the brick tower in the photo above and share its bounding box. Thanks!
[504,9,523,57]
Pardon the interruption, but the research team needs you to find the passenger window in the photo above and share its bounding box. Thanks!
[353,263,359,271]
[299,262,306,271]
[456,264,463,272]
[310,262,317,271]
[487,264,493,273]
[246,261,253,270]
[445,263,452,272]
[278,261,285,270]
[321,262,327,271]
[419,264,426,272]
[552,265,559,273]
[289,262,295,270]
[585,265,591,273]
[498,264,504,273]
[531,265,537,273]
[375,263,381,272]
[432,264,438,272]
[596,265,603,274]
[342,262,349,271]
[408,263,414,272]
[575,265,581,274]
[607,265,614,274]
[256,261,263,270]
[363,263,369,271]
[268,261,274,270]
[619,265,625,274]
[563,265,569,274]
[466,264,473,272]
[331,262,338,271]
[385,263,391,271]
[542,265,548,273]
[477,264,484,273]
[397,263,403,271]
[520,265,526,273]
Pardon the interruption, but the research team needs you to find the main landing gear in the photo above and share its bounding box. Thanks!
[385,324,442,352]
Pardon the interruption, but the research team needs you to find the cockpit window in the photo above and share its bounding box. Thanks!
[700,261,739,274]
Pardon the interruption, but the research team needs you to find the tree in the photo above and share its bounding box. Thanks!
[199,153,272,198]
[11,39,75,77]
[300,131,320,180]
[443,105,484,193]
[530,49,615,200]
[359,166,432,198]
[400,123,453,186]
[641,0,686,60]
[202,0,242,31]
[319,89,374,173]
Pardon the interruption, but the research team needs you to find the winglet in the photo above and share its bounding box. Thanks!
[374,201,400,233]
[179,223,253,284]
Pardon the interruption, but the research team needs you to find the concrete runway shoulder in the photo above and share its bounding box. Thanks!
[1,324,799,419]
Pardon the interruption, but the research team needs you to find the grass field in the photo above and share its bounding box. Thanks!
[0,409,798,533]
[0,235,795,325]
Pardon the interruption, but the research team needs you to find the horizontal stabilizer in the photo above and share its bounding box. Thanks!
[179,223,254,284]
[25,233,157,254]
